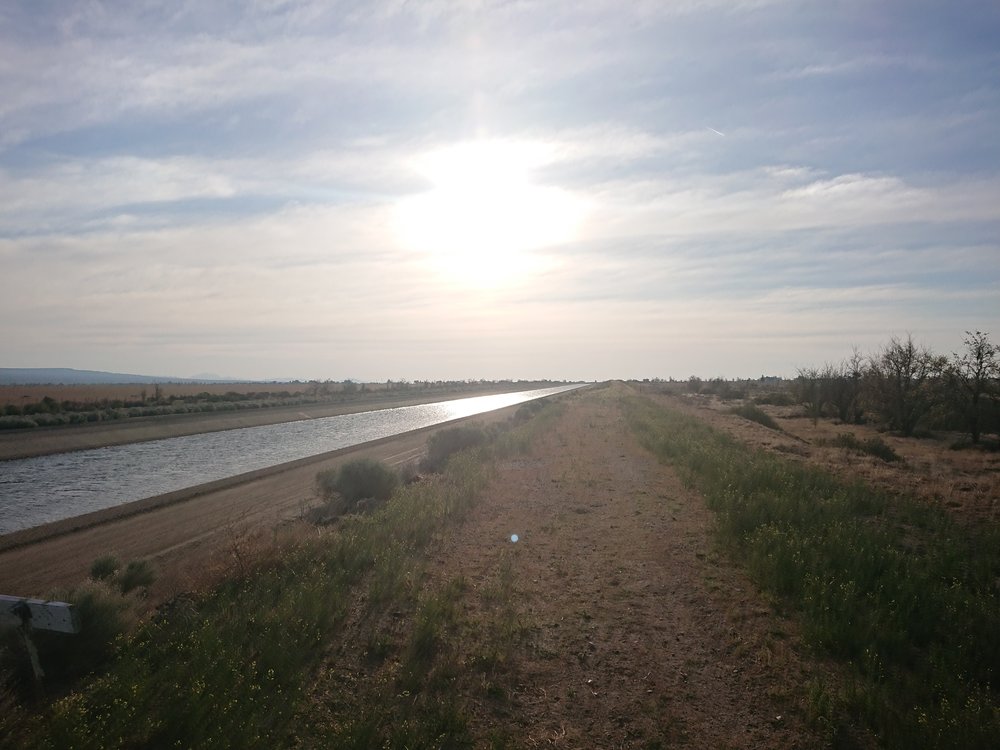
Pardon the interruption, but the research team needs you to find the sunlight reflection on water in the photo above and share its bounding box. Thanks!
[0,385,581,534]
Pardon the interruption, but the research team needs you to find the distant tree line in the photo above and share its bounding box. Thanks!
[793,331,999,443]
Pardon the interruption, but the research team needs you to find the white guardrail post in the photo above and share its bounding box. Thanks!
[1,594,80,696]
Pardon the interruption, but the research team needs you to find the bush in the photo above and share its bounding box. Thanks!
[420,425,489,473]
[316,458,400,517]
[0,416,37,430]
[702,380,746,401]
[729,403,781,431]
[512,400,546,423]
[90,556,120,581]
[398,460,420,484]
[119,560,155,594]
[829,433,902,463]
[754,391,796,407]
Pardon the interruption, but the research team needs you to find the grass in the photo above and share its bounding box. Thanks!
[624,395,1000,749]
[4,401,561,749]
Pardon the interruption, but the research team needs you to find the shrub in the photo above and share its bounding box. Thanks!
[754,391,796,407]
[316,458,400,517]
[119,560,155,594]
[829,433,902,463]
[729,403,781,431]
[398,460,420,484]
[90,556,120,581]
[420,425,489,472]
[512,400,546,423]
[31,413,71,427]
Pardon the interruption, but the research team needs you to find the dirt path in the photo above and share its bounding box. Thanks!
[306,387,832,747]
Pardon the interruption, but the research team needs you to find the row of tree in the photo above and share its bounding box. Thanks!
[794,331,999,443]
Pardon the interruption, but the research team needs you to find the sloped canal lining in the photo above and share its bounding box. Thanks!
[0,384,583,534]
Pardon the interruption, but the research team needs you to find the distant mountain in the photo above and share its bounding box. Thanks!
[0,368,250,385]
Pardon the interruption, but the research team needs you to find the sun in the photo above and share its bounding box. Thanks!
[393,140,584,286]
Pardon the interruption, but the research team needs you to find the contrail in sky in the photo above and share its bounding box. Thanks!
[706,127,726,136]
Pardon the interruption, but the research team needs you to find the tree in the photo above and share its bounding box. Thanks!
[947,330,999,443]
[821,349,867,424]
[794,367,823,425]
[866,335,944,436]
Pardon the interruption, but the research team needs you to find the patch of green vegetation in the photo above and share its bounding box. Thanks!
[315,457,400,517]
[728,402,782,430]
[624,395,1000,749]
[827,432,902,463]
[87,555,154,594]
[117,560,155,594]
[420,424,490,473]
[89,556,120,581]
[753,391,796,407]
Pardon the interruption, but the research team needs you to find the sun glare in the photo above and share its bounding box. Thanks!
[393,141,585,286]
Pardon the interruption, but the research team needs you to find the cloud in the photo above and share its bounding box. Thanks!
[774,53,942,80]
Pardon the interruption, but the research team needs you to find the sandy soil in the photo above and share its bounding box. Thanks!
[0,387,519,461]
[302,386,843,747]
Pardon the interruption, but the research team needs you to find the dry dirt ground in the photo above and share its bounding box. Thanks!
[302,387,842,748]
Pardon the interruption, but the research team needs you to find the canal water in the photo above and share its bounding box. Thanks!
[0,384,582,534]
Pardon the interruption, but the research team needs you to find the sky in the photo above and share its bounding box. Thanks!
[1,0,998,382]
